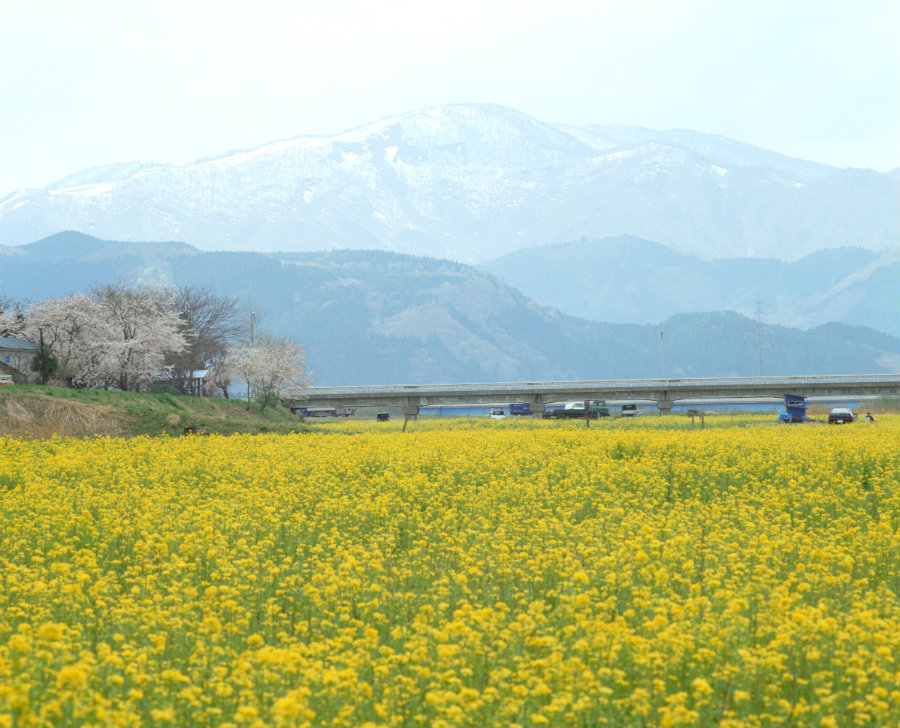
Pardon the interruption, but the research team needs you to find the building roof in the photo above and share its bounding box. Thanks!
[0,336,40,351]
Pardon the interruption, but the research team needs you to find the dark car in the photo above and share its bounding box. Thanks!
[828,407,855,424]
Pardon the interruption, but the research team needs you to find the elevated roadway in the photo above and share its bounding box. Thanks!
[283,374,900,417]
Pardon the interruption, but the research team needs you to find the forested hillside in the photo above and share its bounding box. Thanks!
[481,236,900,337]
[2,232,897,385]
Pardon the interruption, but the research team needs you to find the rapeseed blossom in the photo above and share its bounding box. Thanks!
[1,416,899,726]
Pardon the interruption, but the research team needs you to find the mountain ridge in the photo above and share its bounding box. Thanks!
[480,234,900,337]
[1,104,896,262]
[1,232,896,386]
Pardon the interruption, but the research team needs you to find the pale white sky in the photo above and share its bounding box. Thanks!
[1,0,897,195]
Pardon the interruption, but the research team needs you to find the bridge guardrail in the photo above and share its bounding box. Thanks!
[286,374,900,398]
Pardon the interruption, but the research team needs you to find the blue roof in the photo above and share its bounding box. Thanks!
[0,336,40,351]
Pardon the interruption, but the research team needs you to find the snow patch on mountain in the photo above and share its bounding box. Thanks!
[0,103,896,262]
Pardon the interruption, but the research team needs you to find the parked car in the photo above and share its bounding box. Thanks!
[489,408,506,419]
[0,374,13,386]
[828,407,855,424]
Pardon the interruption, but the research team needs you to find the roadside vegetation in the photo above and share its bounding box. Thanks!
[2,383,897,439]
[0,384,309,438]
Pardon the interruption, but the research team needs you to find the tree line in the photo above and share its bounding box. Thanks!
[0,283,309,409]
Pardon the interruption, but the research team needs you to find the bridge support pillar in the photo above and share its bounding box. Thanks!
[657,400,674,416]
[530,402,546,419]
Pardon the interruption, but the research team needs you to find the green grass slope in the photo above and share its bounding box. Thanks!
[0,385,309,439]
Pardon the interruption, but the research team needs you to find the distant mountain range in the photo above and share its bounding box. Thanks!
[1,104,897,262]
[2,232,897,385]
[481,235,900,338]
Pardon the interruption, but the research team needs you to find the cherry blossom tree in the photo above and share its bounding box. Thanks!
[226,336,310,410]
[0,298,27,339]
[14,285,187,390]
[21,294,97,382]
[203,354,234,398]
[87,284,187,391]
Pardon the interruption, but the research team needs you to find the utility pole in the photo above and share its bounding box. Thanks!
[248,311,256,402]
[39,327,46,385]
[659,330,664,379]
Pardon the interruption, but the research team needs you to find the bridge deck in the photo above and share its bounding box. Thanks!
[283,374,900,413]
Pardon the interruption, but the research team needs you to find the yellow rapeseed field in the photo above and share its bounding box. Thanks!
[1,416,899,727]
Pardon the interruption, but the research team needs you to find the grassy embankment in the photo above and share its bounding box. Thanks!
[0,384,310,438]
[2,384,897,439]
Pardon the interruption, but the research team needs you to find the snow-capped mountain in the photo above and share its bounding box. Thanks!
[1,104,896,261]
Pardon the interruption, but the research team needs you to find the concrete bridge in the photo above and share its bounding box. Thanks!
[283,374,900,418]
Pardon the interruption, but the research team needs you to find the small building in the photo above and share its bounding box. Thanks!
[188,369,211,397]
[779,393,810,423]
[0,336,41,382]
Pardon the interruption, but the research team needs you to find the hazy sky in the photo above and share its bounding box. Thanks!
[1,0,897,195]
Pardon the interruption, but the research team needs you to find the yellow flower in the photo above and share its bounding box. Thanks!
[235,705,258,723]
[36,622,65,641]
[1,417,899,726]
[150,708,175,722]
[55,664,89,691]
[691,677,713,698]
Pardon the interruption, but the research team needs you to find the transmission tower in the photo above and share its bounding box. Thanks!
[751,300,770,377]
